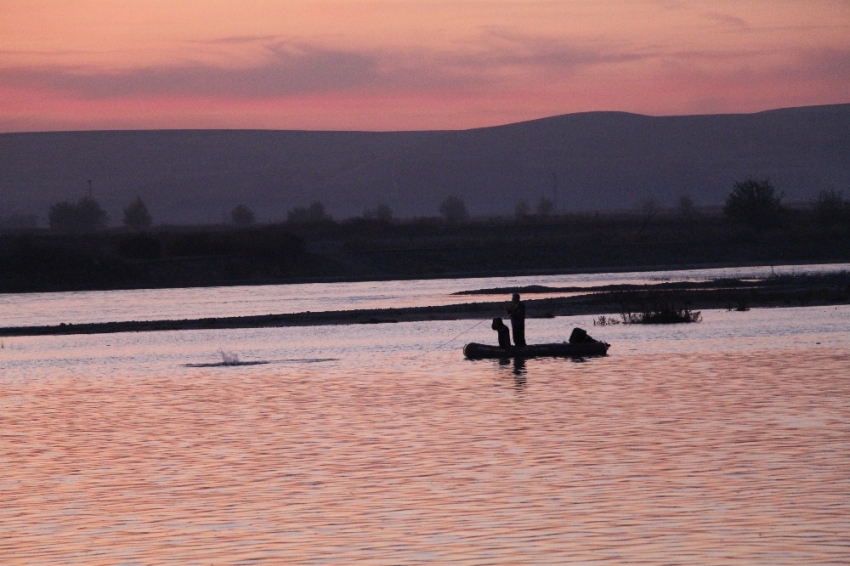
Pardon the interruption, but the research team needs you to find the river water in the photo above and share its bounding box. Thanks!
[1,265,849,563]
[2,262,848,328]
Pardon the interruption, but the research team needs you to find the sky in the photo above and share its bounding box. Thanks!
[1,0,848,132]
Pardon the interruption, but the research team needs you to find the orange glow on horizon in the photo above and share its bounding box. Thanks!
[1,1,848,131]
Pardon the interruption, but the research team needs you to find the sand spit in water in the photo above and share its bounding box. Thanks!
[2,274,848,337]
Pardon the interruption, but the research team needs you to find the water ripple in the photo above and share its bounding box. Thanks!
[2,341,848,563]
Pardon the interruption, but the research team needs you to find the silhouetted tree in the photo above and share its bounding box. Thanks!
[231,204,255,226]
[723,178,783,229]
[514,200,530,219]
[48,196,108,233]
[363,203,392,222]
[438,195,469,224]
[536,196,555,217]
[812,190,849,225]
[287,201,330,224]
[123,197,152,231]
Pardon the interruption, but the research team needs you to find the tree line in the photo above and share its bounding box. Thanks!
[16,178,850,234]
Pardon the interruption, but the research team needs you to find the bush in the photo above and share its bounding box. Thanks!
[438,195,469,224]
[48,196,108,233]
[621,306,702,324]
[123,197,152,231]
[231,204,255,226]
[618,292,702,324]
[723,178,783,229]
[593,315,620,326]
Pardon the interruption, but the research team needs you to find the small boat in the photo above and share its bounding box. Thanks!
[463,341,610,360]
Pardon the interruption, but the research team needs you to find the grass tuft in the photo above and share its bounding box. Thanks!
[618,292,702,324]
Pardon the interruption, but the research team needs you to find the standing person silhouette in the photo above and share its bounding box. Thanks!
[506,293,526,347]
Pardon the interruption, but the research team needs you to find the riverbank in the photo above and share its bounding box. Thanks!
[3,273,847,337]
[3,210,849,293]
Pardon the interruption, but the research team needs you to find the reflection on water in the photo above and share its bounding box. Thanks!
[185,360,271,367]
[185,358,337,368]
[2,262,848,328]
[1,304,849,562]
[498,357,528,389]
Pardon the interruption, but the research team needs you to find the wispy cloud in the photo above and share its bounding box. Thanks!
[776,47,850,82]
[1,27,847,131]
[451,31,655,69]
[0,45,377,99]
[0,36,659,101]
[190,35,282,45]
[703,12,750,31]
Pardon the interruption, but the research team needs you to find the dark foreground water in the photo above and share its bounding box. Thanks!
[1,278,848,563]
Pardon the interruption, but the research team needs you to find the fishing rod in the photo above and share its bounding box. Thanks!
[408,317,489,359]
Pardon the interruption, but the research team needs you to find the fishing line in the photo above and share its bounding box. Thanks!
[408,318,488,359]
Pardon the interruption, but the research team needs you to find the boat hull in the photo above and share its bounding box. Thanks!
[463,341,610,360]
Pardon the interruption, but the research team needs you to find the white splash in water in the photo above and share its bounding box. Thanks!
[219,349,240,365]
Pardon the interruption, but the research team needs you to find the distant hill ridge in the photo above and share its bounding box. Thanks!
[1,103,848,225]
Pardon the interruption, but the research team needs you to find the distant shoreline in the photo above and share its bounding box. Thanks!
[4,204,850,295]
[2,257,847,295]
[2,273,847,337]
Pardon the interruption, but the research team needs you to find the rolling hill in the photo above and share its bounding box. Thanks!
[1,103,848,225]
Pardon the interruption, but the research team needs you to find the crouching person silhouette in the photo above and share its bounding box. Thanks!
[492,317,512,349]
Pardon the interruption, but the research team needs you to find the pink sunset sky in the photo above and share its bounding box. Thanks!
[1,0,848,132]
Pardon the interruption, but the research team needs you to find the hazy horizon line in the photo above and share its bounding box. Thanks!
[3,101,848,136]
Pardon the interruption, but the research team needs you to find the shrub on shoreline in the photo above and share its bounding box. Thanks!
[618,292,702,324]
[621,306,702,324]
